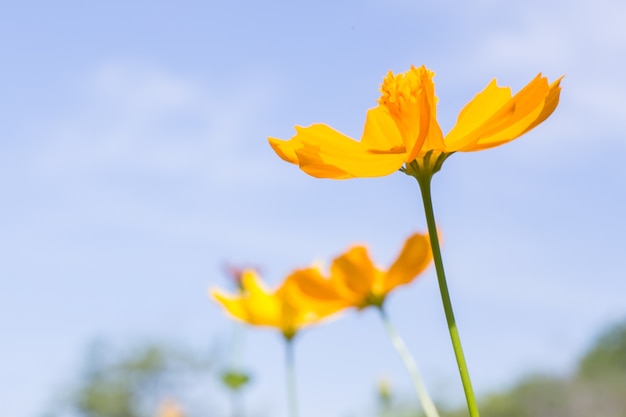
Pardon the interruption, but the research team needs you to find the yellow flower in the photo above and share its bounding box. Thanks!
[211,268,341,340]
[155,399,184,417]
[293,232,432,309]
[269,65,563,179]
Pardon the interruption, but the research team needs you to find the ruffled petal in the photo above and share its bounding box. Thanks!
[378,65,438,160]
[383,233,432,294]
[407,68,442,160]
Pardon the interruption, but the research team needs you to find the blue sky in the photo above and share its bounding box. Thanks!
[2,1,626,416]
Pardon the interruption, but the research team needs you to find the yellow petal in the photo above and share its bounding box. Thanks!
[288,267,342,301]
[288,267,353,312]
[445,74,560,152]
[213,286,281,329]
[268,136,301,164]
[519,76,563,135]
[240,270,271,298]
[359,106,406,152]
[408,68,445,156]
[212,271,281,328]
[279,271,343,331]
[211,268,340,336]
[444,78,517,150]
[406,68,443,160]
[211,289,249,322]
[292,123,407,178]
[239,273,283,327]
[269,111,407,179]
[382,233,432,294]
[330,246,378,299]
[462,75,552,150]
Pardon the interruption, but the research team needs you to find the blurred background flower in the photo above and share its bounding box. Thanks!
[211,269,341,339]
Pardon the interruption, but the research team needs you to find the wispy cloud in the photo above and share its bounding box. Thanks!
[30,61,281,187]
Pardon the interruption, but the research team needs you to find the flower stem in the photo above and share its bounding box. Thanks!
[285,337,298,417]
[378,306,440,417]
[416,175,480,417]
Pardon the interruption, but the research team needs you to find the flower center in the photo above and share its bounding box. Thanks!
[378,65,434,117]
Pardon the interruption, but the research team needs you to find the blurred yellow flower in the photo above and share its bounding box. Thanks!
[294,232,432,309]
[155,399,184,417]
[211,268,341,340]
[269,65,562,179]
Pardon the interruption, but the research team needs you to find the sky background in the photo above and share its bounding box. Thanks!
[2,1,626,416]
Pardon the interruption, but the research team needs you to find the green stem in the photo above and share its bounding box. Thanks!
[416,175,480,417]
[285,337,298,417]
[378,306,440,417]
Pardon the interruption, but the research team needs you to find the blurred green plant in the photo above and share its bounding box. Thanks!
[48,341,213,417]
[43,318,626,417]
[578,321,626,379]
[220,370,251,392]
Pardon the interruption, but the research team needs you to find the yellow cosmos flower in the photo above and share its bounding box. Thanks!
[269,65,563,179]
[293,232,432,309]
[155,400,184,417]
[211,268,341,340]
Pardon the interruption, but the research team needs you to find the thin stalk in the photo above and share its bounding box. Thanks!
[231,325,244,417]
[230,390,242,417]
[416,175,480,417]
[378,306,440,417]
[285,337,298,417]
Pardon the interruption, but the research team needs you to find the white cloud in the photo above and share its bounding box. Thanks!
[33,61,281,187]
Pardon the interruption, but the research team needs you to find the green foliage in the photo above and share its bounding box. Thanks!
[578,321,626,379]
[475,319,626,417]
[471,375,569,417]
[220,370,251,391]
[47,318,626,417]
[61,342,213,417]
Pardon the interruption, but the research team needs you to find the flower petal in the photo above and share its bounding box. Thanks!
[383,233,432,294]
[443,78,517,150]
[240,270,271,298]
[330,246,379,300]
[445,74,560,152]
[289,267,354,313]
[211,289,248,321]
[359,106,406,152]
[414,104,445,158]
[445,74,559,152]
[268,136,301,164]
[284,269,350,318]
[292,123,407,178]
[407,68,443,160]
[378,65,438,160]
[519,76,563,135]
[288,267,342,301]
[231,271,283,328]
[462,76,556,151]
